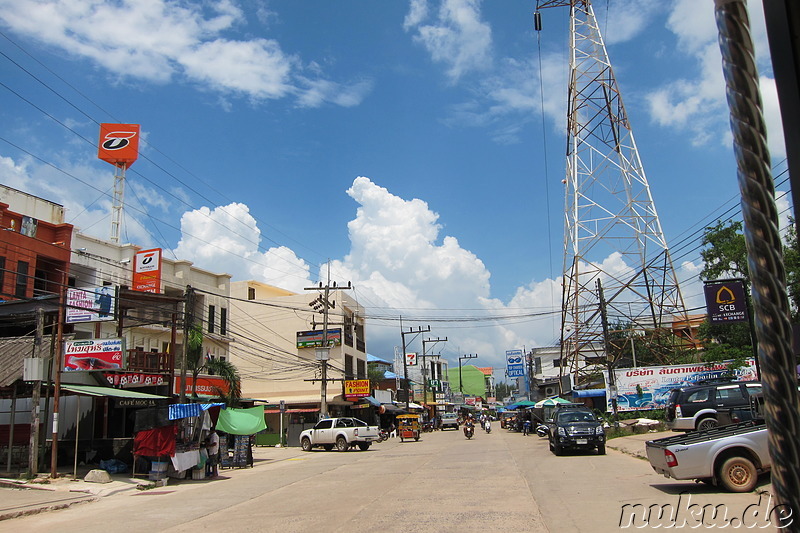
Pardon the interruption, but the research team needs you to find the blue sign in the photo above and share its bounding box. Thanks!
[506,349,525,378]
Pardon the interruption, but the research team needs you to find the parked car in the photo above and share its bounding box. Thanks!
[440,413,459,430]
[299,417,379,452]
[548,405,606,455]
[664,380,762,432]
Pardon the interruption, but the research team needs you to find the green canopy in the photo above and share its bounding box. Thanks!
[534,397,571,408]
[215,406,266,435]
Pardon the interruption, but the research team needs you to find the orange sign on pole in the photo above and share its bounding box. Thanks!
[98,123,140,167]
[132,248,162,293]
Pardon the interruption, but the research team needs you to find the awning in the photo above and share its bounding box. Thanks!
[572,389,606,398]
[406,402,424,409]
[359,396,381,407]
[216,406,267,435]
[263,408,319,414]
[61,384,169,399]
[382,403,407,414]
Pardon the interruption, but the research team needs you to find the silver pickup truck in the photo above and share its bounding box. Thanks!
[645,420,769,492]
[299,417,379,452]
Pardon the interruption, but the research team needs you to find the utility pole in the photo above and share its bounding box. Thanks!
[458,354,478,394]
[422,337,447,419]
[50,282,66,478]
[179,285,194,404]
[305,264,351,419]
[597,279,619,429]
[400,325,431,410]
[27,307,43,477]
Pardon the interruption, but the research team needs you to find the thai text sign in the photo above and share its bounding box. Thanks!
[506,349,525,377]
[104,372,166,388]
[296,328,342,348]
[132,248,162,293]
[64,338,125,371]
[605,359,757,412]
[344,379,370,398]
[66,287,116,323]
[704,280,748,324]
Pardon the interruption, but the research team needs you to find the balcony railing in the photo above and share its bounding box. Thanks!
[127,350,173,373]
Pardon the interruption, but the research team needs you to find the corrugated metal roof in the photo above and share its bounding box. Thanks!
[0,336,49,387]
[61,384,170,399]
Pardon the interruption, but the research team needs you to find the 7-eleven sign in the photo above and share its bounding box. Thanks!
[406,352,418,366]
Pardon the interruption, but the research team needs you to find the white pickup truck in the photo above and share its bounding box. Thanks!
[645,420,770,492]
[300,417,379,452]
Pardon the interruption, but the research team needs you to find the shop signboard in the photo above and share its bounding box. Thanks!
[173,375,230,397]
[132,248,162,293]
[344,379,370,398]
[704,279,749,324]
[506,349,525,378]
[604,358,757,412]
[296,328,342,348]
[66,287,116,323]
[406,352,418,366]
[98,123,140,167]
[64,338,125,371]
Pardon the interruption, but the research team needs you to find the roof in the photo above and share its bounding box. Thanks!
[61,384,169,399]
[0,336,50,388]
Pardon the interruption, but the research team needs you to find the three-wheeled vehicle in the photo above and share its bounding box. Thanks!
[396,414,420,442]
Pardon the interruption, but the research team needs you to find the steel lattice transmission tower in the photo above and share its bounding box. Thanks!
[536,0,691,385]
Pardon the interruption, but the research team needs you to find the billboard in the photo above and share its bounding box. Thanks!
[132,248,162,293]
[98,123,140,167]
[604,359,757,412]
[66,287,116,323]
[296,328,342,348]
[704,280,749,324]
[64,338,126,371]
[506,349,525,378]
[406,352,418,366]
[344,379,370,398]
[173,375,230,397]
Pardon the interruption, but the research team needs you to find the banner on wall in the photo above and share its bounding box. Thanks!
[603,359,757,412]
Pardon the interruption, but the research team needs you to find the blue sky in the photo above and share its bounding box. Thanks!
[0,0,790,373]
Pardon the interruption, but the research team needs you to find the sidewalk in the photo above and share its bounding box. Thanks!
[606,429,673,459]
[0,444,306,522]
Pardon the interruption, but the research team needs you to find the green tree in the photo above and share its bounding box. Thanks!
[698,221,753,365]
[783,218,800,322]
[186,324,241,407]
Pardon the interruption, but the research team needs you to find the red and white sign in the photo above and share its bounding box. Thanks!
[104,372,165,388]
[406,352,417,366]
[64,338,125,371]
[173,375,230,397]
[132,248,162,293]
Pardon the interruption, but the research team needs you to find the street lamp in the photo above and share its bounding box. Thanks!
[458,354,478,394]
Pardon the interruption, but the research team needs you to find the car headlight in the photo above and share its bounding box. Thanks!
[595,426,605,435]
[557,427,567,437]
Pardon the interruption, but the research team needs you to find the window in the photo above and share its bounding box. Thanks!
[248,287,256,300]
[687,389,711,403]
[314,419,333,430]
[15,260,28,298]
[716,386,745,402]
[220,308,227,336]
[345,355,354,380]
[208,305,215,334]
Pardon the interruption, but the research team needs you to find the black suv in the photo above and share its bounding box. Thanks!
[664,380,762,431]
[548,405,606,456]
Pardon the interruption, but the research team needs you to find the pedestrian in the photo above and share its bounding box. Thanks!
[523,419,531,436]
[205,429,220,477]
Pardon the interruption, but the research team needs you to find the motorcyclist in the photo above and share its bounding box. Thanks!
[463,415,475,438]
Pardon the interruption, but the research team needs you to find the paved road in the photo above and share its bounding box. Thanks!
[0,427,778,532]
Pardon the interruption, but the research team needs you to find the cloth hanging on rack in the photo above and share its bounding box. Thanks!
[133,424,177,457]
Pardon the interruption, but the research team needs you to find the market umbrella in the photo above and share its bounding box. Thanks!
[533,397,571,408]
[513,400,538,408]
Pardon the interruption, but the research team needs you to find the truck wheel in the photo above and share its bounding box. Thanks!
[336,436,349,452]
[718,456,758,492]
[697,417,718,432]
[301,437,312,452]
[597,444,606,455]
[357,442,370,451]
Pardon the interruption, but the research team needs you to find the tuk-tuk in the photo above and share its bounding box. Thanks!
[396,414,420,442]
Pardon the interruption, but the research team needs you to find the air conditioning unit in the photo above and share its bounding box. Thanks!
[544,386,557,396]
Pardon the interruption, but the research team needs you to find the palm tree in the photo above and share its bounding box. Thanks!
[186,324,241,407]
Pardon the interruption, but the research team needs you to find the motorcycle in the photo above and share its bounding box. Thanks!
[536,423,549,437]
[464,423,475,440]
[484,420,491,434]
[377,429,389,442]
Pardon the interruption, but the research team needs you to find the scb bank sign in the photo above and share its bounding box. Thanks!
[703,279,748,324]
[506,349,525,378]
